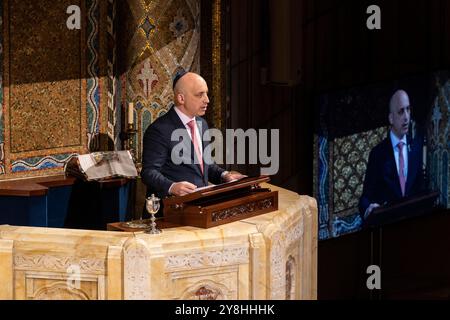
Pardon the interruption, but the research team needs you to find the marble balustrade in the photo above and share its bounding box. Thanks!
[0,184,317,300]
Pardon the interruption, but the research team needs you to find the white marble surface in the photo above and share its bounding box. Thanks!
[0,184,317,300]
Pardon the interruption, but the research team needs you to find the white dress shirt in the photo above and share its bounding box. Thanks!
[174,106,203,155]
[168,107,228,194]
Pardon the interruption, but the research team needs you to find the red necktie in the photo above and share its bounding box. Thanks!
[397,142,406,196]
[187,120,204,174]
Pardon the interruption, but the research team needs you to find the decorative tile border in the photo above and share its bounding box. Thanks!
[86,0,100,150]
[11,153,76,173]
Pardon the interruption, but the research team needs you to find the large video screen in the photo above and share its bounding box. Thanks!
[314,70,449,240]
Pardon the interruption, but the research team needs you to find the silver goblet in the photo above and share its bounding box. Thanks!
[145,194,162,234]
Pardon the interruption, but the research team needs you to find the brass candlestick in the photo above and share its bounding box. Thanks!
[121,122,144,228]
[125,123,137,163]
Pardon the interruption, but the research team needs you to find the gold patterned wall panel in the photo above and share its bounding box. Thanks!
[428,73,450,207]
[8,0,83,154]
[0,0,220,179]
[1,0,87,179]
[0,0,116,180]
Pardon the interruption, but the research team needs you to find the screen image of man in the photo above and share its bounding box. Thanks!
[359,89,425,220]
[141,71,244,212]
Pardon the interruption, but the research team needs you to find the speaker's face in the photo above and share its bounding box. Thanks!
[389,91,411,139]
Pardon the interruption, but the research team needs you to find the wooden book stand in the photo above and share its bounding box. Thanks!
[163,175,279,228]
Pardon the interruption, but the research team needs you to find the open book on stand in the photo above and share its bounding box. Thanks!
[65,151,138,181]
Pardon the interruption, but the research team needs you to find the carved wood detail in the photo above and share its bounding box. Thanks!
[212,198,274,222]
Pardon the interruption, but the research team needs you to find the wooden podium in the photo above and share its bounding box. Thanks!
[163,175,279,228]
[364,190,440,228]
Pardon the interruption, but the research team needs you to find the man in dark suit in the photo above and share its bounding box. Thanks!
[359,90,425,220]
[141,71,244,203]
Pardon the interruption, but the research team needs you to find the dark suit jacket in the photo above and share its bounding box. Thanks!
[141,106,225,200]
[358,133,425,219]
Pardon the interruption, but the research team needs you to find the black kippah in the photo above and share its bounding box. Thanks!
[172,69,187,89]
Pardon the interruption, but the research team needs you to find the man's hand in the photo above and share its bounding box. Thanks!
[170,181,197,196]
[222,172,247,183]
[364,203,380,219]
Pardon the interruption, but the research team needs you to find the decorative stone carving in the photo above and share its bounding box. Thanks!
[165,247,249,271]
[286,221,304,248]
[286,256,296,300]
[270,231,285,299]
[0,184,318,300]
[14,254,105,273]
[179,280,228,300]
[270,219,303,299]
[193,286,219,300]
[33,282,89,300]
[124,238,151,300]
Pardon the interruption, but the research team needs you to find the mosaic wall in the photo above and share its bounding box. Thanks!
[120,0,201,163]
[0,0,4,175]
[0,0,114,180]
[0,0,224,180]
[428,72,450,208]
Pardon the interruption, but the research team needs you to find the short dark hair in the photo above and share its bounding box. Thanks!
[172,69,187,89]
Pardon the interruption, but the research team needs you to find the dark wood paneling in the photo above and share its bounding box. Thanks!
[228,0,306,192]
[0,175,75,196]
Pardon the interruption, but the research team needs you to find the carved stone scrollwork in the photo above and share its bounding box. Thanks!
[270,232,284,299]
[14,254,105,273]
[165,247,249,270]
[212,198,274,222]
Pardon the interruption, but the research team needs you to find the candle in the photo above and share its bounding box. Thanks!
[423,144,427,170]
[128,102,134,125]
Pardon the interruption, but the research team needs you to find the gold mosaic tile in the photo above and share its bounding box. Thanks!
[8,0,84,153]
[0,0,223,179]
[10,80,82,153]
[0,0,92,180]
